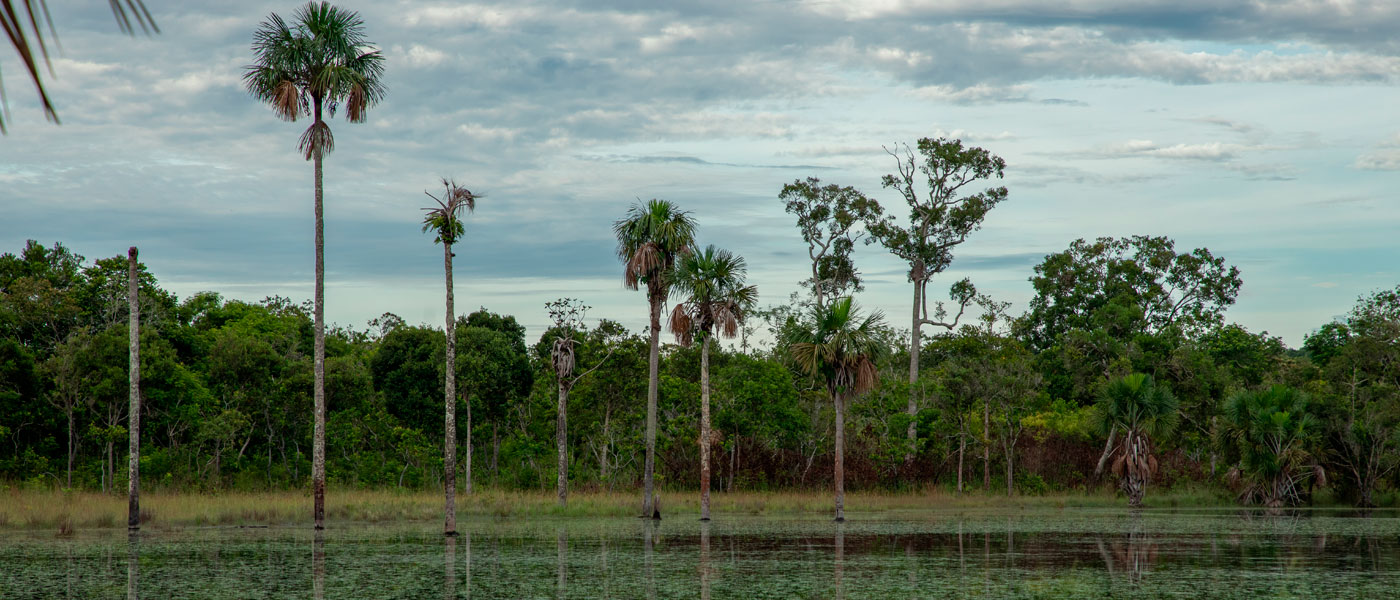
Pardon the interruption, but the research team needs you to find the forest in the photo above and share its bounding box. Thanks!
[3,145,1397,510]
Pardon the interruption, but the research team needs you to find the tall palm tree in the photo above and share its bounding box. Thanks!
[422,179,477,536]
[614,199,697,518]
[126,246,140,530]
[244,1,386,530]
[789,296,886,521]
[1095,373,1178,508]
[1217,385,1324,508]
[668,245,757,521]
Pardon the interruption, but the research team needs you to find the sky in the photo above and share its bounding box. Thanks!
[2,0,1398,348]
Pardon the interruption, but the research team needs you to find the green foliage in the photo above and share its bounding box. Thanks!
[1216,385,1322,507]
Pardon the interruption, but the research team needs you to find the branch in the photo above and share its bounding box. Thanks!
[569,337,619,387]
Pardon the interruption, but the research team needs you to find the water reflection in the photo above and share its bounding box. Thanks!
[126,533,138,600]
[312,530,324,600]
[444,535,456,600]
[12,512,1400,598]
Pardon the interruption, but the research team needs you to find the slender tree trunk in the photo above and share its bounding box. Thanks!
[492,423,499,477]
[957,429,965,494]
[833,389,846,522]
[557,376,568,507]
[644,294,661,518]
[982,399,990,492]
[1095,426,1118,477]
[311,100,327,531]
[700,334,712,521]
[66,408,74,489]
[1004,440,1013,498]
[127,248,140,529]
[906,278,921,465]
[465,397,472,495]
[443,242,457,536]
[600,410,611,482]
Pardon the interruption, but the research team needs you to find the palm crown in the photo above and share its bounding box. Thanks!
[1095,373,1179,440]
[613,199,698,296]
[789,296,887,396]
[421,179,478,246]
[243,1,386,160]
[668,245,757,347]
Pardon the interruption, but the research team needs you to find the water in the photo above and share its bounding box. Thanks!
[3,509,1398,598]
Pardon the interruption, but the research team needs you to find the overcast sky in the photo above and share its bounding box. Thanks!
[2,0,1397,347]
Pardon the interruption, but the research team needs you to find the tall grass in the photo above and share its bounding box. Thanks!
[0,484,1249,531]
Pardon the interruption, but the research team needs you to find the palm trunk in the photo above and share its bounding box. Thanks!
[557,376,568,507]
[311,99,327,531]
[833,389,846,522]
[127,246,141,529]
[700,334,712,521]
[906,279,921,464]
[443,241,457,536]
[643,294,661,518]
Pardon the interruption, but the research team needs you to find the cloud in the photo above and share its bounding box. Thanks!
[1355,133,1400,170]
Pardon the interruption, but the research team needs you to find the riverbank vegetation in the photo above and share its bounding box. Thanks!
[3,138,1398,520]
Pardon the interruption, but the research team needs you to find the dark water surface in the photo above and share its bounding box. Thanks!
[3,508,1399,598]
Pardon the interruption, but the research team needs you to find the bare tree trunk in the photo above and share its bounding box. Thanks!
[464,397,472,495]
[311,101,327,531]
[833,389,846,522]
[1004,440,1014,498]
[557,377,568,507]
[66,408,74,488]
[127,247,141,530]
[957,429,965,494]
[443,242,457,536]
[1095,426,1118,478]
[700,335,712,521]
[906,281,921,465]
[983,399,990,492]
[643,295,661,518]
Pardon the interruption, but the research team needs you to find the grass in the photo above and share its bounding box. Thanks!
[0,485,1251,532]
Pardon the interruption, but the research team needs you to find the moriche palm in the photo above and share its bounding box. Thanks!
[788,296,885,522]
[1095,373,1179,508]
[668,245,757,521]
[243,1,385,530]
[614,199,697,518]
[422,179,477,536]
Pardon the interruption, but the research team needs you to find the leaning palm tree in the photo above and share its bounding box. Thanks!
[668,245,757,521]
[244,1,386,530]
[1095,373,1179,508]
[422,179,477,536]
[1216,385,1324,508]
[789,296,886,521]
[614,199,697,518]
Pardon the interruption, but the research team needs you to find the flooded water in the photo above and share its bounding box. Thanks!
[3,508,1399,598]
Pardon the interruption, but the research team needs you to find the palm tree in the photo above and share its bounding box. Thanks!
[1095,373,1178,508]
[668,245,757,521]
[422,179,477,536]
[244,1,386,530]
[1217,385,1324,508]
[126,246,141,530]
[614,199,697,518]
[789,296,886,521]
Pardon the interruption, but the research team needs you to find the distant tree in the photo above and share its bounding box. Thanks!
[668,245,757,520]
[1217,385,1323,508]
[614,199,697,518]
[244,1,386,529]
[1019,236,1242,351]
[779,178,883,311]
[421,178,477,536]
[1095,374,1179,508]
[789,296,886,521]
[866,138,1008,457]
[544,299,615,506]
[1316,287,1400,507]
